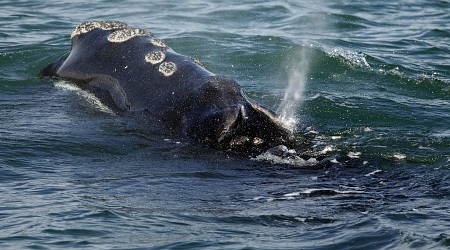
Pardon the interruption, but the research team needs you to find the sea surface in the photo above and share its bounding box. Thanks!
[1,0,450,249]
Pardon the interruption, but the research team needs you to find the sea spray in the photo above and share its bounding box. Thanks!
[277,46,312,129]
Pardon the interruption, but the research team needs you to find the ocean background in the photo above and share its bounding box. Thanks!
[1,0,449,249]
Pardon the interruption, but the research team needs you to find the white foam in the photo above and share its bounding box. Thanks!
[251,196,266,201]
[418,146,434,151]
[319,145,335,154]
[347,152,361,158]
[393,153,406,160]
[252,151,318,167]
[53,80,114,114]
[330,159,339,164]
[364,169,382,177]
[305,130,319,135]
[328,47,370,68]
[364,127,372,132]
[432,130,450,138]
[339,185,364,191]
[283,191,301,197]
[294,217,307,222]
[283,188,364,197]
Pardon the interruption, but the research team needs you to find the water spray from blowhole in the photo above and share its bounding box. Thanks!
[277,45,312,131]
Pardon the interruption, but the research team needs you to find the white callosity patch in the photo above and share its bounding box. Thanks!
[158,62,177,76]
[150,38,168,48]
[71,21,176,76]
[107,28,152,43]
[71,21,128,39]
[145,51,166,65]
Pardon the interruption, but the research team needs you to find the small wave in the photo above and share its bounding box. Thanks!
[283,188,365,197]
[393,153,406,160]
[42,228,107,237]
[364,169,382,177]
[418,28,450,39]
[249,188,366,203]
[347,152,362,159]
[304,44,450,99]
[431,130,450,138]
[326,47,370,68]
[283,44,372,80]
[53,80,115,115]
[217,214,335,226]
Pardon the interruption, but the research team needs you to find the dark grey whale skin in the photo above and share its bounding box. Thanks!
[40,22,292,151]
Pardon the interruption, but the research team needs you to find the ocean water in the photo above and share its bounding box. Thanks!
[1,0,450,249]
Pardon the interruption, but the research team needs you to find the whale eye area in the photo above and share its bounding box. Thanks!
[145,51,166,65]
[107,28,152,43]
[159,62,177,77]
[71,21,128,39]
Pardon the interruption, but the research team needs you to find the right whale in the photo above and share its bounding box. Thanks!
[40,21,294,152]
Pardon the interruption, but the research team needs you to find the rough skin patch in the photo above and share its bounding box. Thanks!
[107,28,152,43]
[193,58,205,67]
[145,51,166,65]
[150,38,168,48]
[158,62,177,76]
[71,21,127,39]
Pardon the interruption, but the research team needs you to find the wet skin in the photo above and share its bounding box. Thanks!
[40,21,293,152]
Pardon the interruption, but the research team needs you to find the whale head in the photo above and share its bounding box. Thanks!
[185,76,294,152]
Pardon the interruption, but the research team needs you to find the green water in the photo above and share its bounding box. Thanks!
[1,0,449,249]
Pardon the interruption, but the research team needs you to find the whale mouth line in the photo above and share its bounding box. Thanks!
[218,105,247,144]
[215,104,293,151]
[251,103,295,133]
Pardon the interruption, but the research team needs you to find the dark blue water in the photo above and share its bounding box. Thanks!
[1,0,449,249]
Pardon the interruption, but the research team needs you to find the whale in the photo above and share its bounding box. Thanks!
[40,21,293,152]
